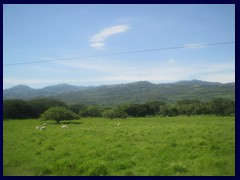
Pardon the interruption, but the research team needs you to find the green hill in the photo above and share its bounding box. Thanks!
[3,80,235,106]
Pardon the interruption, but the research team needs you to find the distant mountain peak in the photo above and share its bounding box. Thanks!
[3,80,235,104]
[41,84,77,89]
[174,79,222,85]
[129,81,154,85]
[137,81,154,84]
[4,79,234,90]
[11,85,32,90]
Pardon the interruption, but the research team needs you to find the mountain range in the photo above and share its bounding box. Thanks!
[3,80,235,106]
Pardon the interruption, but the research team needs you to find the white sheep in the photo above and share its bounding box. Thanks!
[117,123,120,126]
[42,122,47,126]
[61,125,68,129]
[39,126,46,131]
[36,126,40,130]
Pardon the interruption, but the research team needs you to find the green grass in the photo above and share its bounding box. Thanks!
[3,116,235,176]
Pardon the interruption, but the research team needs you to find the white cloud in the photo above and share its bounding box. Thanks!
[55,58,129,73]
[55,58,186,78]
[55,58,235,83]
[194,63,235,83]
[90,25,129,49]
[4,57,235,89]
[198,74,235,83]
[90,42,105,49]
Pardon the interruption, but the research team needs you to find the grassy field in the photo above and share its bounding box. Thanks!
[3,116,235,176]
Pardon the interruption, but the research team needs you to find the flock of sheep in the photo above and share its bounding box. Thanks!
[36,123,68,130]
[36,122,120,130]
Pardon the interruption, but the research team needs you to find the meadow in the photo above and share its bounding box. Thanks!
[3,116,235,176]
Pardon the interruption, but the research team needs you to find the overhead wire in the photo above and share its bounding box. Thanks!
[3,41,235,67]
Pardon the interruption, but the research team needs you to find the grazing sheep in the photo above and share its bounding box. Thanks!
[39,126,46,131]
[61,125,68,129]
[117,123,120,126]
[36,126,40,130]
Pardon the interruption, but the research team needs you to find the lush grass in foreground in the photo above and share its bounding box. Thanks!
[3,116,235,176]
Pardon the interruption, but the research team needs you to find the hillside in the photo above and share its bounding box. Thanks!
[3,80,235,105]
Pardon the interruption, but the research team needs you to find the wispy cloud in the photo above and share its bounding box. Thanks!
[4,57,235,89]
[90,25,129,49]
[56,58,235,83]
[194,63,235,83]
[198,74,235,83]
[55,58,131,73]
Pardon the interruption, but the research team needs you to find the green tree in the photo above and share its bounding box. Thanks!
[145,101,165,116]
[79,106,103,117]
[135,104,149,117]
[3,99,33,119]
[28,98,67,118]
[68,103,86,114]
[102,109,128,120]
[209,98,235,116]
[40,107,80,123]
[102,109,116,120]
[119,104,138,117]
[159,104,178,117]
[113,109,128,119]
[177,99,201,115]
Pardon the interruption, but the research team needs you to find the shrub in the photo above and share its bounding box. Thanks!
[102,110,115,120]
[28,99,67,118]
[102,109,128,120]
[79,106,103,117]
[3,99,33,119]
[40,107,80,123]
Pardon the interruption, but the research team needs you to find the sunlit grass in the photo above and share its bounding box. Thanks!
[3,116,235,176]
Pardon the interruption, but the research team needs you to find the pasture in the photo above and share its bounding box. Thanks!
[3,116,235,176]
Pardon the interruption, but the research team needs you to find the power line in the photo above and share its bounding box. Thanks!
[4,41,235,67]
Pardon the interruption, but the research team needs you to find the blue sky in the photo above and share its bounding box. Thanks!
[3,4,235,89]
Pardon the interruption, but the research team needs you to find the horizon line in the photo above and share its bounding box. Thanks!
[3,79,235,90]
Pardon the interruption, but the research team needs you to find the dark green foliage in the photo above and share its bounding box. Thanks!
[145,101,165,116]
[28,99,67,118]
[120,101,172,117]
[102,110,115,120]
[3,97,235,120]
[177,99,201,115]
[175,98,235,116]
[113,98,235,117]
[119,103,157,117]
[209,98,235,116]
[114,109,128,119]
[135,104,149,117]
[68,103,86,114]
[119,104,139,117]
[159,104,179,117]
[3,99,70,120]
[3,100,33,119]
[40,107,79,123]
[79,106,103,117]
[102,109,128,120]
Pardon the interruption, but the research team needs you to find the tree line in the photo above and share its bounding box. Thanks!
[3,98,235,121]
